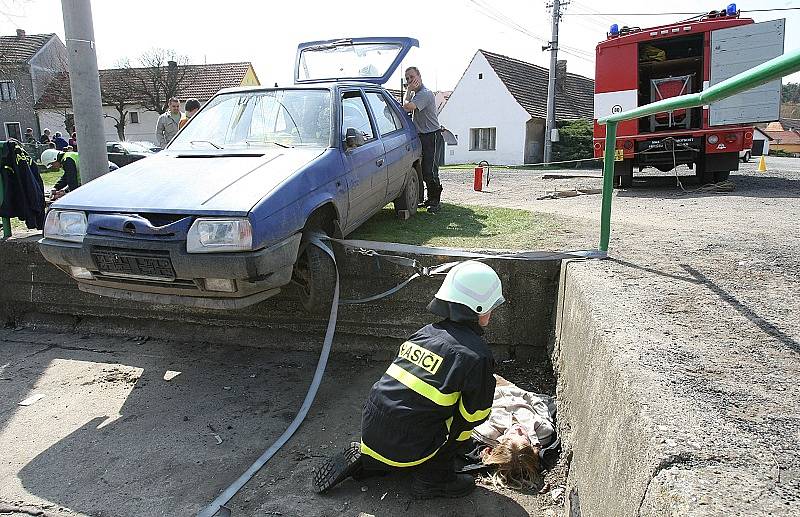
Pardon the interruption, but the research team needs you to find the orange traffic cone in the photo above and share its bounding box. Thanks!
[758,156,767,172]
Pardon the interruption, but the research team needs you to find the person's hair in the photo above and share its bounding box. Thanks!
[64,145,73,151]
[55,131,62,137]
[185,98,201,112]
[169,97,180,104]
[481,442,542,489]
[26,127,33,132]
[405,66,420,76]
[48,142,56,148]
[43,128,50,133]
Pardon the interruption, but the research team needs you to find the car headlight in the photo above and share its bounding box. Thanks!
[707,134,719,144]
[43,210,87,243]
[186,218,253,253]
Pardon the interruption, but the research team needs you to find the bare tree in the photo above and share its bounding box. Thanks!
[100,70,131,140]
[122,48,190,114]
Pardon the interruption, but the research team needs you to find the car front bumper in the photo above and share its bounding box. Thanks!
[38,232,302,309]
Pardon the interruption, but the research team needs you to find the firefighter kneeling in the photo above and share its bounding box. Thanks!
[313,261,504,499]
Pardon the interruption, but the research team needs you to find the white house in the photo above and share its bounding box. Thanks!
[439,50,594,165]
[35,62,260,145]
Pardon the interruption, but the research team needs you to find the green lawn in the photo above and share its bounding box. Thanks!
[350,203,566,250]
[40,170,61,189]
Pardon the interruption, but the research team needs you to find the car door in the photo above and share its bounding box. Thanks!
[364,90,411,203]
[340,89,387,227]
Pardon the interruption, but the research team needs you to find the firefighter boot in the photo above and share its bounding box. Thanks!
[410,472,475,499]
[312,442,363,493]
[427,184,443,214]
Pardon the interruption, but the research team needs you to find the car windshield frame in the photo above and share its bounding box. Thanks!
[168,88,334,151]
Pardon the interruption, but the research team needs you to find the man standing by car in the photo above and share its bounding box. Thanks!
[403,67,444,214]
[180,98,201,129]
[155,97,182,148]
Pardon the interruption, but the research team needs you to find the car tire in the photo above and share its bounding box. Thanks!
[741,151,751,163]
[294,240,336,315]
[393,168,419,218]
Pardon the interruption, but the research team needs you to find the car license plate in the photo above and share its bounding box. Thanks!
[92,250,175,279]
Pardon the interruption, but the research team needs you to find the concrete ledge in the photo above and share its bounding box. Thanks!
[554,259,798,516]
[0,236,561,359]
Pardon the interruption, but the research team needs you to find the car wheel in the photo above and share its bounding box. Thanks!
[393,168,419,218]
[294,240,336,315]
[742,151,751,163]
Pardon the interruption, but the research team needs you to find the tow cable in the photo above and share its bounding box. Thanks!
[197,236,604,516]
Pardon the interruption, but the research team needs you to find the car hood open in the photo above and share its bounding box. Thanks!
[52,148,325,217]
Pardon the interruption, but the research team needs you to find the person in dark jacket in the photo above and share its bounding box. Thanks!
[313,261,505,499]
[45,151,81,200]
[52,131,69,150]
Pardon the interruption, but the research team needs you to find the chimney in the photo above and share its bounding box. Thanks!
[556,60,567,92]
[168,60,178,69]
[16,29,26,38]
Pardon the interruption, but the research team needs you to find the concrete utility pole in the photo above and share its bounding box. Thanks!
[543,0,566,164]
[62,0,106,183]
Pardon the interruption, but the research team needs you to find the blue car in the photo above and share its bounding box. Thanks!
[39,37,423,313]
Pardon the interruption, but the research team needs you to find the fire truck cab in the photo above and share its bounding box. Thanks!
[593,6,785,187]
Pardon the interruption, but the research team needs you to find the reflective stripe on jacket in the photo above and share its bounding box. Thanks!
[360,319,495,467]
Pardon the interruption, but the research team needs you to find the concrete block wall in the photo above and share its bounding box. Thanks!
[0,237,561,360]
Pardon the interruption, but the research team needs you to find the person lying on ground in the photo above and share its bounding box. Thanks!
[465,375,556,489]
[312,261,506,499]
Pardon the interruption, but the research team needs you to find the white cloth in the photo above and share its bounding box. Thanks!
[472,381,555,447]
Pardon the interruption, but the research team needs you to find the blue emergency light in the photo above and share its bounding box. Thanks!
[726,3,737,15]
[609,24,619,36]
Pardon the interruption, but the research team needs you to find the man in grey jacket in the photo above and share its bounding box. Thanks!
[155,97,182,148]
[403,67,444,213]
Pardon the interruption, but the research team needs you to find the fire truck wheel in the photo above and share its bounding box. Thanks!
[714,170,730,182]
[694,161,714,185]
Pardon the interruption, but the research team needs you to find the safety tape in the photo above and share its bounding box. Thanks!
[197,235,604,515]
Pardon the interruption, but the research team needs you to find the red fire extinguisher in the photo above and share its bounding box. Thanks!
[474,160,490,192]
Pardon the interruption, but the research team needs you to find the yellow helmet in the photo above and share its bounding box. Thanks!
[433,261,504,315]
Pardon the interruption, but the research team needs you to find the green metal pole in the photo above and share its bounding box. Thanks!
[599,121,617,253]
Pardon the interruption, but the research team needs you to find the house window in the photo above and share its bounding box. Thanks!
[0,80,16,101]
[129,111,139,124]
[4,122,21,141]
[478,73,483,80]
[470,127,496,151]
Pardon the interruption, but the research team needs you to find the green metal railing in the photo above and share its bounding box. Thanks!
[596,48,800,253]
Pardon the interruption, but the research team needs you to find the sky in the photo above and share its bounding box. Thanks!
[2,0,799,89]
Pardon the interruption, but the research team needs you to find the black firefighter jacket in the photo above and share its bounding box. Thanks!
[0,141,45,230]
[360,319,496,467]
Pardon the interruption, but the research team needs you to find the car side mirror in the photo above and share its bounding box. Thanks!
[345,127,365,149]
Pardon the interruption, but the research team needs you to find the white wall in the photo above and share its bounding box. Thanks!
[37,105,161,145]
[438,52,531,166]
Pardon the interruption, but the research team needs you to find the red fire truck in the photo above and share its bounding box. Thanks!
[593,6,785,187]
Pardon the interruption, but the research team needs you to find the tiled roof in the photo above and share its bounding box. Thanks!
[479,49,594,121]
[35,62,254,109]
[0,33,55,63]
[779,117,800,130]
[764,129,800,146]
